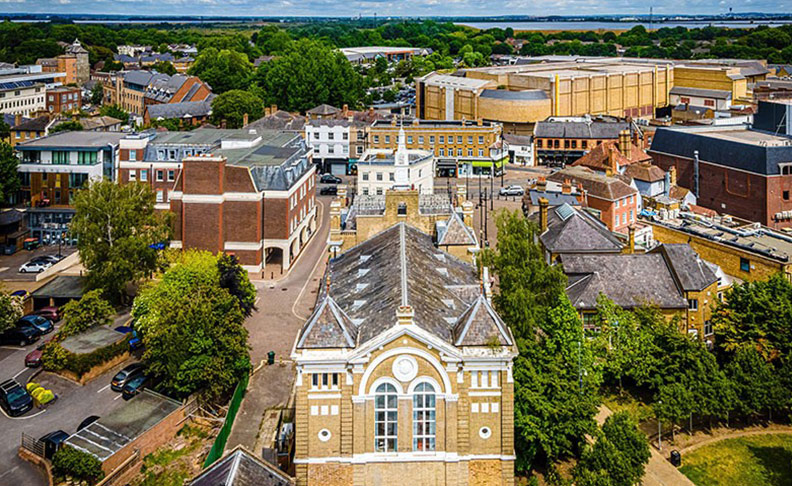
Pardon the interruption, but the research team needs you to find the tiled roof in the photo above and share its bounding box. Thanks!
[572,139,651,172]
[651,243,718,292]
[623,162,666,183]
[548,166,637,201]
[189,446,293,486]
[562,254,688,311]
[147,100,211,120]
[246,111,306,132]
[13,115,49,132]
[534,120,629,139]
[437,210,477,247]
[297,296,357,349]
[453,295,512,346]
[297,223,502,348]
[306,104,340,116]
[536,203,623,254]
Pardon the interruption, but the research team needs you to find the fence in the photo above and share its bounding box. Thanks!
[202,373,249,467]
[20,433,45,458]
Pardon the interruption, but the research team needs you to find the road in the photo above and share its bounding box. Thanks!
[0,315,137,486]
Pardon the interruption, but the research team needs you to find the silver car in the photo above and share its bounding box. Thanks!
[499,185,525,196]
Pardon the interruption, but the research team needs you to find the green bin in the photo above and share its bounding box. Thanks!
[267,351,275,365]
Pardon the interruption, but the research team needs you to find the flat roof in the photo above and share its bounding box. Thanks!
[65,390,181,462]
[17,131,125,150]
[421,73,493,90]
[689,126,792,146]
[340,46,422,55]
[60,325,126,354]
[217,143,302,167]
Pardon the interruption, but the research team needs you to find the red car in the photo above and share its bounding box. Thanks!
[34,307,60,322]
[25,340,50,367]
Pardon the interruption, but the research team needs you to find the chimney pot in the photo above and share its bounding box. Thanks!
[539,197,549,233]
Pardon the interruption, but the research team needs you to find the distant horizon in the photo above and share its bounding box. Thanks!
[2,2,792,20]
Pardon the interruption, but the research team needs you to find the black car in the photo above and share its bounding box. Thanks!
[111,363,145,392]
[122,374,151,400]
[76,415,100,432]
[320,174,342,184]
[17,315,54,335]
[0,379,33,417]
[39,430,69,459]
[0,325,39,347]
[319,186,338,196]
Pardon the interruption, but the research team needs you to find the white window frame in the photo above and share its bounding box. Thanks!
[375,383,398,452]
[412,382,436,452]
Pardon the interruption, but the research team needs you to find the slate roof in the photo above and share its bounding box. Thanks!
[79,116,123,131]
[147,100,212,120]
[297,223,511,348]
[547,166,637,201]
[561,254,688,311]
[670,86,732,100]
[307,104,340,116]
[190,446,293,486]
[503,134,532,146]
[13,116,50,132]
[453,294,511,346]
[124,70,155,87]
[534,120,629,139]
[538,203,623,254]
[297,296,357,349]
[528,190,581,207]
[437,210,477,247]
[247,111,306,132]
[651,243,718,292]
[623,162,666,183]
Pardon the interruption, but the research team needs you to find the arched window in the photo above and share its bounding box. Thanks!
[375,382,398,452]
[412,382,436,451]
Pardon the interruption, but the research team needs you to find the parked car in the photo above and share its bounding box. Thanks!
[33,306,61,322]
[0,379,33,417]
[39,430,69,460]
[111,363,146,392]
[18,315,54,335]
[320,174,342,184]
[319,186,338,196]
[121,374,151,400]
[0,326,39,346]
[30,255,62,265]
[18,261,51,273]
[499,185,525,197]
[25,340,50,367]
[76,415,100,432]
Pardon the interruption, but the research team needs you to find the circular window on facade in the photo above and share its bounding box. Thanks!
[318,429,332,442]
[479,427,492,439]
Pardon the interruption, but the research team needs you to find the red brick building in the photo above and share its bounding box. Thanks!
[46,86,82,114]
[548,166,639,233]
[118,128,316,275]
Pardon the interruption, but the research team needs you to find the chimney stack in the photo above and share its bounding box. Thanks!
[618,129,631,160]
[627,225,636,254]
[14,114,21,126]
[562,178,572,194]
[536,176,547,192]
[669,165,677,186]
[397,305,414,325]
[342,104,349,117]
[242,113,249,127]
[271,104,277,113]
[539,197,549,233]
[607,145,619,176]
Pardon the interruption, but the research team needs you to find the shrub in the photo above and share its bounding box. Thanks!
[52,446,104,484]
[42,337,129,378]
[59,290,114,338]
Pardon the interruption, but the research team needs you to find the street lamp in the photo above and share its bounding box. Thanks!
[658,400,663,451]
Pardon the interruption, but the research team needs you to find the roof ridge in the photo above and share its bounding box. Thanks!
[399,222,408,307]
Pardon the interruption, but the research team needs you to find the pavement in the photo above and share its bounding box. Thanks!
[226,194,333,454]
[596,405,696,486]
[0,312,136,486]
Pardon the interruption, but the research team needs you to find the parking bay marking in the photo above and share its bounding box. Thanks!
[12,368,29,379]
[0,406,46,420]
[97,384,111,393]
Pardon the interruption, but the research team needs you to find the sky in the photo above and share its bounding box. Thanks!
[1,0,792,18]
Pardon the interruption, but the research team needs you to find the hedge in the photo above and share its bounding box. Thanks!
[52,446,104,484]
[42,336,129,378]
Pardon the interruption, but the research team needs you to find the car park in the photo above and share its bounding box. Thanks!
[39,430,69,459]
[33,306,61,322]
[0,326,39,346]
[18,261,51,273]
[320,174,342,184]
[319,186,338,196]
[122,374,151,400]
[76,415,100,432]
[111,363,146,392]
[18,315,54,335]
[499,185,525,197]
[25,340,50,367]
[0,379,33,417]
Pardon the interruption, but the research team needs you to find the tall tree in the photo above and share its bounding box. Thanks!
[0,287,23,333]
[133,251,251,401]
[90,83,104,106]
[725,345,787,420]
[574,412,650,486]
[210,90,263,128]
[70,180,171,304]
[0,142,20,205]
[188,47,253,94]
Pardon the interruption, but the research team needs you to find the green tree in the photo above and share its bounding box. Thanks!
[99,104,128,123]
[484,210,566,338]
[0,119,10,141]
[725,345,787,420]
[574,412,650,486]
[133,251,251,401]
[188,47,253,94]
[217,253,256,317]
[712,273,792,363]
[50,120,84,133]
[90,83,104,105]
[255,39,365,112]
[58,289,114,338]
[0,142,20,205]
[151,60,176,75]
[0,287,24,333]
[210,89,263,128]
[70,180,171,304]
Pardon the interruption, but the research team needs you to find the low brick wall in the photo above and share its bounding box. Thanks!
[18,447,54,486]
[57,351,130,386]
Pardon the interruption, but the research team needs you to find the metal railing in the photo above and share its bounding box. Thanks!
[20,433,45,458]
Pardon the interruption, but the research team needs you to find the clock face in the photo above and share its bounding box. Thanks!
[392,355,418,382]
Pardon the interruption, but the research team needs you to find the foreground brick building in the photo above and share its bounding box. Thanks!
[292,222,516,486]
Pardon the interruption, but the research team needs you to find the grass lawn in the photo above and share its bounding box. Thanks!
[679,433,792,486]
